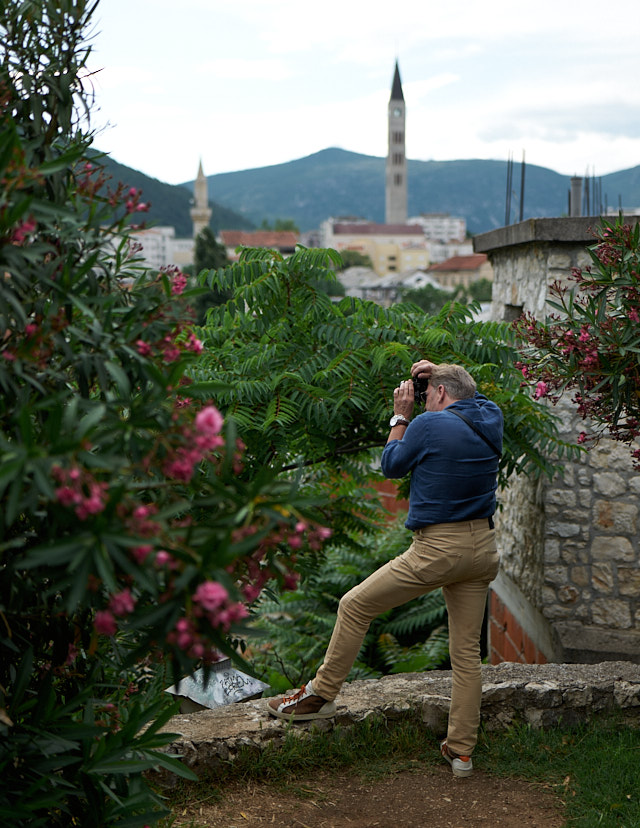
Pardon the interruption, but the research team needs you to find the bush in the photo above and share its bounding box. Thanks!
[514,216,640,466]
[0,2,329,824]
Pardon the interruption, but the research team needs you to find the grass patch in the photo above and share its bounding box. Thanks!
[161,713,640,827]
[476,715,640,827]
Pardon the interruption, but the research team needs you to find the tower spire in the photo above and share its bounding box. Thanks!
[385,61,407,224]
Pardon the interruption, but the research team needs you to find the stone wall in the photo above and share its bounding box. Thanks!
[156,662,640,779]
[475,217,640,665]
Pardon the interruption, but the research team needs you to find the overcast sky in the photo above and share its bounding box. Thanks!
[88,0,640,186]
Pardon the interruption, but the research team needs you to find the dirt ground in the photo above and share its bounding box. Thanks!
[172,763,566,827]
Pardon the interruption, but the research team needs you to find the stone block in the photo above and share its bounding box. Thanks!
[546,489,577,507]
[591,536,635,562]
[546,521,581,538]
[593,472,627,497]
[591,563,614,593]
[614,681,640,708]
[571,565,590,587]
[591,598,632,628]
[420,695,449,733]
[594,500,637,534]
[619,568,640,595]
[557,585,580,604]
[578,488,593,508]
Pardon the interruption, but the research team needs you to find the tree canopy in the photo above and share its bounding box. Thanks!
[195,246,579,520]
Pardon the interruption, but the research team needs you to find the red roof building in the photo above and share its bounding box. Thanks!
[428,253,493,289]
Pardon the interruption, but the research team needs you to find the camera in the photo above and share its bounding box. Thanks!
[412,376,429,403]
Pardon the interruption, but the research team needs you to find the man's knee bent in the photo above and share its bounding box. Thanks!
[337,584,378,627]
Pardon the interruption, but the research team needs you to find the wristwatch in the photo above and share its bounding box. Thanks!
[389,414,410,427]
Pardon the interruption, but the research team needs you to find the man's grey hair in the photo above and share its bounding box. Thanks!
[430,364,476,400]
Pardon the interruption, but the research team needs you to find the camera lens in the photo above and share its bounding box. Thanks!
[412,377,429,403]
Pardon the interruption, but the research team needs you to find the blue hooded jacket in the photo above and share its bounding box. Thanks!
[380,392,503,529]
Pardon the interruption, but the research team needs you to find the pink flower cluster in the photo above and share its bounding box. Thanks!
[230,519,333,605]
[135,330,202,362]
[124,187,150,214]
[52,464,109,521]
[165,580,248,658]
[163,404,225,482]
[11,216,36,244]
[94,588,137,637]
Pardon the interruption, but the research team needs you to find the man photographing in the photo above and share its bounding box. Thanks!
[267,359,503,778]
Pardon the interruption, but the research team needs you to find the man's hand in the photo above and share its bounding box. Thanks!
[411,359,437,380]
[393,380,414,421]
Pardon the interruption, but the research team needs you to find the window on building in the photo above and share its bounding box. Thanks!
[394,174,402,186]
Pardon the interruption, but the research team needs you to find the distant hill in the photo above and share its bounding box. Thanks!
[96,153,254,237]
[98,147,640,237]
[189,148,640,235]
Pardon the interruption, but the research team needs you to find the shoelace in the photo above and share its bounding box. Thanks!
[282,684,307,704]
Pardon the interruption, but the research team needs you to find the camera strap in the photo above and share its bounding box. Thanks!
[447,409,502,458]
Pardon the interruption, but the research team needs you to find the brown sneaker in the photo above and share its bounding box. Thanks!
[440,740,473,777]
[267,680,337,721]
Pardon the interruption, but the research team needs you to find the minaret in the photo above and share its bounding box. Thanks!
[385,61,407,225]
[190,160,212,238]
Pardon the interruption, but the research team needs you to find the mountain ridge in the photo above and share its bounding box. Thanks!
[100,147,640,238]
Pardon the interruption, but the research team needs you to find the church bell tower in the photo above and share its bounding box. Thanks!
[385,61,407,225]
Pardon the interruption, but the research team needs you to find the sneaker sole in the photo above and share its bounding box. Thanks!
[267,701,337,721]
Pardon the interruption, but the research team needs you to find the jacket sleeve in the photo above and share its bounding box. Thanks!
[381,420,425,479]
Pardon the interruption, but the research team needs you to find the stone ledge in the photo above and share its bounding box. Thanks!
[159,662,640,778]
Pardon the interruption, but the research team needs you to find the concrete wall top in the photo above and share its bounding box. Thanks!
[473,216,640,254]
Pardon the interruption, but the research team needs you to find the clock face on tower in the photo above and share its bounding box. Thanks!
[393,107,402,117]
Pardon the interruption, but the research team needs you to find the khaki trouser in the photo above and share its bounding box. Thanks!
[313,518,500,756]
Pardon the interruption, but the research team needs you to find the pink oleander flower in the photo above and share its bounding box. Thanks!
[162,343,182,362]
[136,339,153,357]
[578,327,590,342]
[55,485,79,507]
[25,323,37,337]
[171,272,188,295]
[534,381,548,399]
[283,572,300,591]
[287,534,302,550]
[11,217,36,244]
[193,580,228,612]
[75,484,107,520]
[95,610,117,636]
[215,602,249,631]
[242,583,262,603]
[578,431,587,444]
[317,527,332,539]
[186,333,203,354]
[131,544,153,564]
[163,452,197,482]
[629,309,639,322]
[155,550,173,567]
[109,588,136,616]
[195,405,223,435]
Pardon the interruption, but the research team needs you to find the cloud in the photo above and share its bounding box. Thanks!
[198,57,291,82]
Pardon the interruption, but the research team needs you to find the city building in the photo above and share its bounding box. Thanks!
[428,253,493,289]
[320,219,428,276]
[219,230,298,262]
[408,213,467,243]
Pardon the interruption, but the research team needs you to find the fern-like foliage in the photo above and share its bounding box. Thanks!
[248,519,449,693]
[194,247,575,502]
